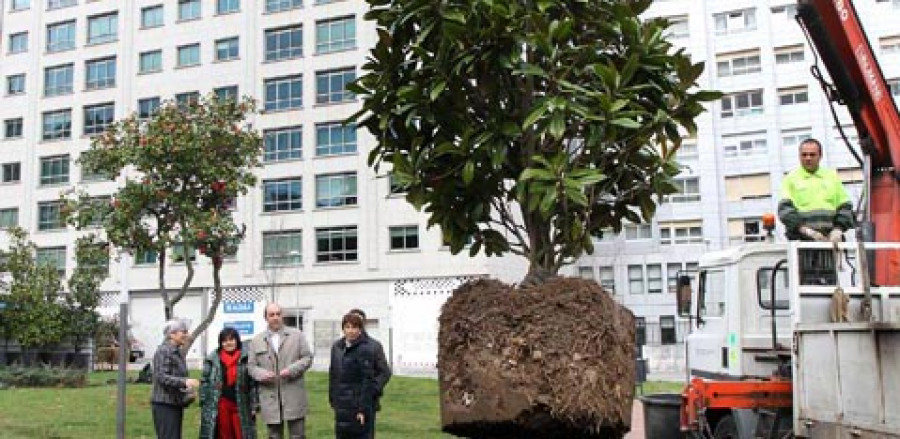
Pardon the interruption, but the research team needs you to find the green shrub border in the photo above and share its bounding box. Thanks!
[0,365,88,388]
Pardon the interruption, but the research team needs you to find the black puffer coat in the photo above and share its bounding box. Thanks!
[329,335,377,438]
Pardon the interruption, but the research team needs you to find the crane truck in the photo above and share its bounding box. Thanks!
[670,0,900,437]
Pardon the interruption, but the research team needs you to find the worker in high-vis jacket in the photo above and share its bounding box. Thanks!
[778,138,854,284]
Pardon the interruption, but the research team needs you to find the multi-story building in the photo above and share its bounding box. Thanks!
[2,0,899,375]
[0,0,528,370]
[571,0,900,374]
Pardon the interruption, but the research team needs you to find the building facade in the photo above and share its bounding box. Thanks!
[1,0,899,374]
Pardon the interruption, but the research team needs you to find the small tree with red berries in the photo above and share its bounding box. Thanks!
[63,94,261,351]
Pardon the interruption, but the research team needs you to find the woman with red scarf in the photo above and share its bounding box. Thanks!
[199,327,258,439]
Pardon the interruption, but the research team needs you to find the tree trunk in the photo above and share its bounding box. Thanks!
[182,262,224,355]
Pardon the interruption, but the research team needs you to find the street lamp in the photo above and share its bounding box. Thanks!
[116,251,131,439]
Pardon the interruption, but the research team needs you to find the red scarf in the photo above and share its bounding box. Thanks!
[219,349,240,387]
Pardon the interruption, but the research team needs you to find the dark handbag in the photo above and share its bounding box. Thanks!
[335,409,367,436]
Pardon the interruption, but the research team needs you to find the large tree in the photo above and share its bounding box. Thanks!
[351,0,718,284]
[64,95,261,351]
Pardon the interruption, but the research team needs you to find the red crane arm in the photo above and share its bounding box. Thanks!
[797,0,900,285]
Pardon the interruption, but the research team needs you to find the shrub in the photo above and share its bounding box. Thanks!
[0,364,88,388]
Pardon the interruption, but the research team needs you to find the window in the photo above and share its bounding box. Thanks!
[635,317,646,345]
[40,155,70,185]
[1,163,21,183]
[7,74,25,95]
[665,177,700,203]
[139,50,162,73]
[666,262,683,293]
[700,269,726,317]
[775,45,804,64]
[723,134,767,158]
[624,224,652,240]
[138,97,161,120]
[578,266,594,279]
[0,208,18,229]
[660,316,677,345]
[315,68,355,104]
[87,12,118,45]
[8,32,28,54]
[266,0,302,13]
[782,129,811,148]
[4,118,23,138]
[38,201,65,231]
[664,15,688,39]
[83,103,114,135]
[44,64,73,96]
[263,178,302,212]
[770,4,797,19]
[265,25,303,61]
[215,37,239,61]
[647,264,662,294]
[316,226,358,262]
[728,218,766,243]
[714,8,756,35]
[141,5,164,28]
[264,75,303,111]
[388,173,407,194]
[177,44,200,67]
[81,196,111,228]
[880,35,900,54]
[262,230,302,267]
[81,161,112,182]
[720,89,763,118]
[316,122,356,156]
[389,225,419,250]
[175,91,200,107]
[660,221,703,245]
[598,266,615,293]
[778,86,809,105]
[42,109,71,140]
[725,173,771,201]
[36,247,66,275]
[316,172,357,207]
[86,57,116,90]
[47,20,76,52]
[837,167,864,185]
[214,85,238,102]
[134,249,159,265]
[178,0,200,21]
[889,78,900,98]
[628,265,644,294]
[264,126,302,162]
[171,243,196,263]
[677,142,698,160]
[316,16,355,53]
[11,0,29,11]
[217,0,239,14]
[716,50,761,77]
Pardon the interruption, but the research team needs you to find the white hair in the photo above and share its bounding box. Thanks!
[162,319,189,337]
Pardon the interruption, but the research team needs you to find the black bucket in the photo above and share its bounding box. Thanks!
[638,393,682,439]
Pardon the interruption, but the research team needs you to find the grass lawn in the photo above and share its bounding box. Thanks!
[0,371,452,439]
[0,371,683,438]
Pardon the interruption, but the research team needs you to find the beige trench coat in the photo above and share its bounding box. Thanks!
[248,327,313,424]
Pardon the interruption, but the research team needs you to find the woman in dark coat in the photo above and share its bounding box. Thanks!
[199,327,258,439]
[329,313,378,439]
[152,319,200,439]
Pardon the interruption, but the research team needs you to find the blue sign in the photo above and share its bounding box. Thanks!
[225,321,254,336]
[224,301,254,314]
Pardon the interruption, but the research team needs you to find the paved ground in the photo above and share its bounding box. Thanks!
[626,400,645,439]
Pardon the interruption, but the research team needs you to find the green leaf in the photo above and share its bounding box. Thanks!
[611,118,641,129]
[462,161,475,185]
[548,114,566,139]
[430,81,447,101]
[522,100,550,128]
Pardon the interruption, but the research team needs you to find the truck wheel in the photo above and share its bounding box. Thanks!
[713,414,738,439]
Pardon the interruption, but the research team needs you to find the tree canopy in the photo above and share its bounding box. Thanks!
[351,0,719,283]
[64,95,262,349]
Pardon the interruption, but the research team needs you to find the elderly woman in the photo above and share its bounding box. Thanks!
[152,319,200,439]
[199,327,258,439]
[329,313,377,439]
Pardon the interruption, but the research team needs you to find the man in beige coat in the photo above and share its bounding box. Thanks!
[249,303,313,439]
